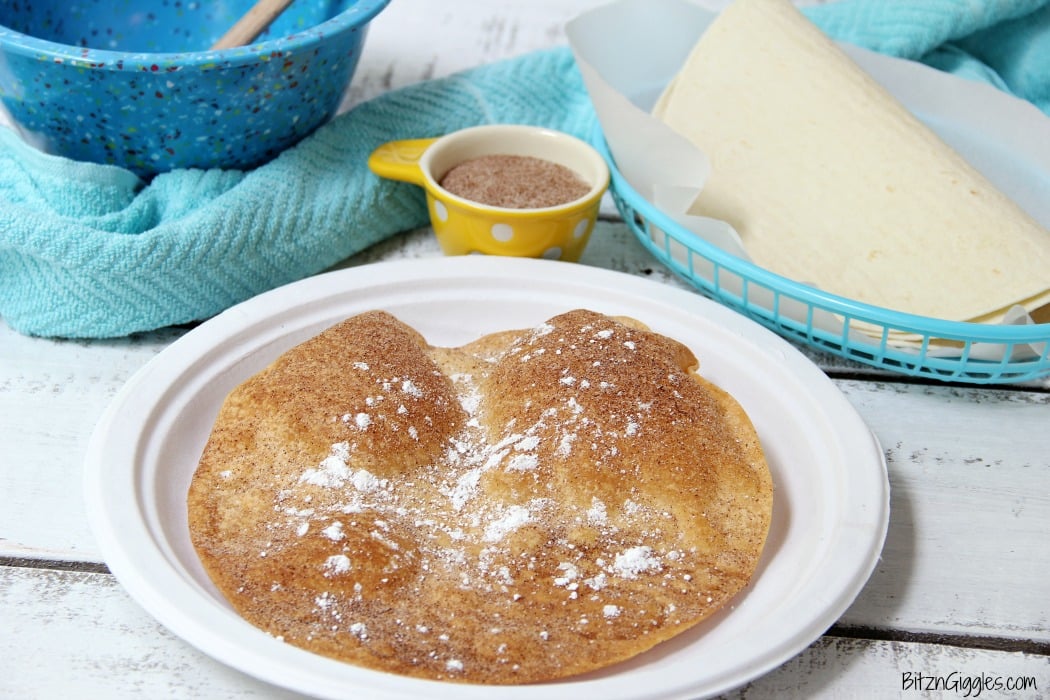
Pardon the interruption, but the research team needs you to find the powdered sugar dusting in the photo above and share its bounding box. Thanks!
[323,554,352,576]
[506,453,539,471]
[321,521,345,542]
[401,379,423,398]
[611,545,663,579]
[351,468,383,493]
[587,498,608,525]
[482,504,533,542]
[300,444,352,488]
[448,467,482,511]
[252,312,707,679]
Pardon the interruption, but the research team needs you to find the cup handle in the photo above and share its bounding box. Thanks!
[367,137,439,185]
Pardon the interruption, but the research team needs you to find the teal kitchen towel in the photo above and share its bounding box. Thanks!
[805,0,1050,113]
[2,0,1048,338]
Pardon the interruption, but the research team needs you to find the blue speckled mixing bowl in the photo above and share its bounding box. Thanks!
[0,0,390,175]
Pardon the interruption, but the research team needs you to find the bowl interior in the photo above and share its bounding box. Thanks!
[0,0,357,53]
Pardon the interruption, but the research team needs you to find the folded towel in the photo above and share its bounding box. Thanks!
[2,0,1047,338]
[0,48,597,338]
[805,0,1050,113]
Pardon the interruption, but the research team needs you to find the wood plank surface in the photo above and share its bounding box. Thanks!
[343,0,619,107]
[834,379,1050,644]
[1,564,1046,699]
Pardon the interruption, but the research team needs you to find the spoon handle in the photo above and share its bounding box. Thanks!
[211,0,296,50]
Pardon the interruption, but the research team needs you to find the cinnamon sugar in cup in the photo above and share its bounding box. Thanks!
[368,124,609,261]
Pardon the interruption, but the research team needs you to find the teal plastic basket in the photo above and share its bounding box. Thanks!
[595,134,1050,385]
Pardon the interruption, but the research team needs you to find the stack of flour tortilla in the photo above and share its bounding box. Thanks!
[652,0,1050,346]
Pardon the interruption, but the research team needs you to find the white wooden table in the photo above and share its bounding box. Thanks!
[2,1,1048,697]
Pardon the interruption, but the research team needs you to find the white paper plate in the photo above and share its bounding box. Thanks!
[83,256,889,700]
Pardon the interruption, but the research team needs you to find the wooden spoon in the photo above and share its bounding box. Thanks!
[211,0,296,50]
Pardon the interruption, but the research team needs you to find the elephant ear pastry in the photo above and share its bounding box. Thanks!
[188,308,773,684]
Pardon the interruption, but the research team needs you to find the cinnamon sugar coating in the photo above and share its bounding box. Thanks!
[188,309,772,683]
[439,155,590,208]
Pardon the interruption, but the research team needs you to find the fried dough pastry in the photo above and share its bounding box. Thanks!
[188,309,772,683]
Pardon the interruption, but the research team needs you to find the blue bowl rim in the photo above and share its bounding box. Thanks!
[0,0,391,68]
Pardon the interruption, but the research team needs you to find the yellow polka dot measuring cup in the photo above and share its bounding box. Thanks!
[367,124,610,261]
